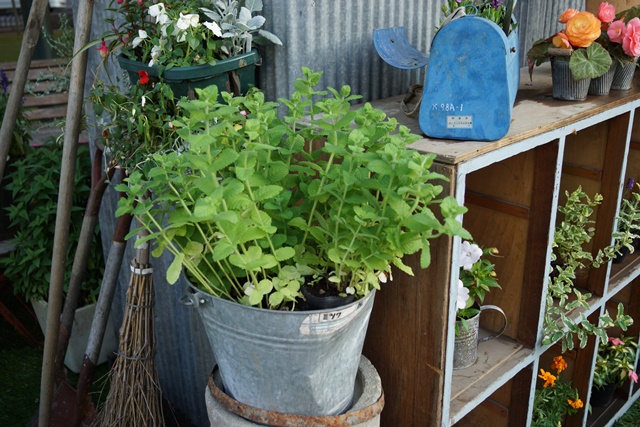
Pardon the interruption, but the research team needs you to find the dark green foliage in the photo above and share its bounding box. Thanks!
[0,143,104,304]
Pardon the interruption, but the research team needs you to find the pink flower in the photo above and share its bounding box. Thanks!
[598,2,616,24]
[609,337,625,345]
[97,39,108,58]
[623,18,640,57]
[608,20,627,44]
[629,370,638,383]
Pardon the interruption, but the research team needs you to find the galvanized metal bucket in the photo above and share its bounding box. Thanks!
[453,305,507,370]
[611,61,637,90]
[588,60,616,96]
[181,284,376,416]
[551,58,590,101]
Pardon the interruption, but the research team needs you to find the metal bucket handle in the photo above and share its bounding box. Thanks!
[180,285,208,308]
[477,304,507,344]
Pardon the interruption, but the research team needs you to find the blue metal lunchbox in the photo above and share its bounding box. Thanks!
[374,14,519,141]
[421,16,519,141]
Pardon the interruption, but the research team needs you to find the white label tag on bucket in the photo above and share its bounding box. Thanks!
[299,301,363,335]
[447,115,473,129]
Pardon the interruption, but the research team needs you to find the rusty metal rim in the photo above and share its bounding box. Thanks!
[208,365,385,427]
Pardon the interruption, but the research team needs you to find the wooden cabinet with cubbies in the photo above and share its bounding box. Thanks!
[362,62,640,426]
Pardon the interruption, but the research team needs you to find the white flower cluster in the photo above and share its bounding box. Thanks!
[132,3,223,67]
[456,241,482,311]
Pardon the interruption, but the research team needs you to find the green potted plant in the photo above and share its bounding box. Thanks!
[90,78,183,170]
[601,4,640,89]
[614,177,640,263]
[587,2,640,94]
[98,0,282,97]
[544,186,636,353]
[591,335,639,407]
[0,142,113,373]
[440,0,517,34]
[532,355,584,427]
[454,240,505,369]
[527,7,612,101]
[114,67,471,415]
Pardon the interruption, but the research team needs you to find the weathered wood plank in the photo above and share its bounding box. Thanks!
[367,63,640,166]
[24,105,68,121]
[22,93,68,108]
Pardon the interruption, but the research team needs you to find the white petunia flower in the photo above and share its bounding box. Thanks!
[148,3,166,19]
[148,44,162,67]
[141,95,146,107]
[203,21,222,37]
[459,240,482,270]
[176,13,200,31]
[456,280,470,311]
[132,29,148,48]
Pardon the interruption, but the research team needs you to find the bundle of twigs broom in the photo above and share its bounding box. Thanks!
[95,226,165,427]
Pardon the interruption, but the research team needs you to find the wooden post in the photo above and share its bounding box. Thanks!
[0,0,49,183]
[38,0,96,425]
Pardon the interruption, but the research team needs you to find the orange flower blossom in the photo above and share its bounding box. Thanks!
[552,32,571,49]
[538,369,557,388]
[568,398,584,409]
[565,11,602,48]
[559,8,579,24]
[552,355,568,373]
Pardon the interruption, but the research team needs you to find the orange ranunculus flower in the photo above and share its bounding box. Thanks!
[559,8,579,23]
[568,398,584,409]
[565,12,602,48]
[538,369,557,388]
[552,355,568,373]
[552,32,571,49]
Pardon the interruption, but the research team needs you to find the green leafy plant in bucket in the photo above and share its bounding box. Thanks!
[116,67,471,310]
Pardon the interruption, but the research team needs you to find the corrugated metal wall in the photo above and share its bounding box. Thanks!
[258,0,584,104]
[81,1,584,426]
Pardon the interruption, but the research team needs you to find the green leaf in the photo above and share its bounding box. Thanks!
[367,160,393,175]
[274,247,295,261]
[253,185,283,202]
[167,253,184,284]
[569,43,612,81]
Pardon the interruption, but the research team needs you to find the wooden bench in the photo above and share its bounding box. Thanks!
[1,57,86,145]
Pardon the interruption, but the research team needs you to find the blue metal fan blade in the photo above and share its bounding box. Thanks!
[373,26,430,70]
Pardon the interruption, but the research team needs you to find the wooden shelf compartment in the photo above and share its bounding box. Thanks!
[462,142,557,347]
[362,63,640,427]
[609,254,640,297]
[449,337,533,424]
[447,136,558,424]
[455,366,535,427]
[558,113,631,299]
[588,393,631,427]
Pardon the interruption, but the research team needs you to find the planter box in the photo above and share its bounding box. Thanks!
[586,0,640,13]
[31,299,117,373]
